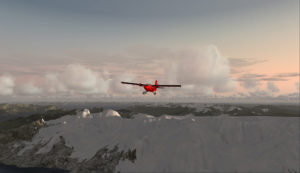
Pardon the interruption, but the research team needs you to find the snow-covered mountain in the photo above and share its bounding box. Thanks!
[16,109,299,172]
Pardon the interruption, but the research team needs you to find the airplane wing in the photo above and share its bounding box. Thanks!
[158,85,181,87]
[121,81,146,86]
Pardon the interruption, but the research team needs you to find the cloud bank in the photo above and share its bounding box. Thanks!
[0,45,298,102]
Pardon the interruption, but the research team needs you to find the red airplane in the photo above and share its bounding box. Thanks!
[121,80,181,95]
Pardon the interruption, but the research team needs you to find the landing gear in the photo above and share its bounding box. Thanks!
[143,91,147,95]
[153,92,157,95]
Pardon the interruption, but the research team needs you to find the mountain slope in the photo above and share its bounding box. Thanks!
[14,109,299,172]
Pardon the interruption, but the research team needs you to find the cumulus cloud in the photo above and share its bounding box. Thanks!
[165,45,237,94]
[45,64,109,95]
[0,74,15,96]
[1,43,298,101]
[61,64,98,92]
[15,83,42,95]
[267,82,279,93]
[97,45,237,97]
[45,73,68,94]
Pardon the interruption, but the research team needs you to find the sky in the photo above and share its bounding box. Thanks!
[0,0,299,102]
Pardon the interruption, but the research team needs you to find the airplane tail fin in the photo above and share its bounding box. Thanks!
[155,80,158,86]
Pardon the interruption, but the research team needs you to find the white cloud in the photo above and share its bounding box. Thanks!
[45,64,109,96]
[61,64,98,92]
[165,45,237,94]
[0,74,15,96]
[15,83,42,95]
[101,45,237,97]
[40,45,237,97]
[45,73,68,94]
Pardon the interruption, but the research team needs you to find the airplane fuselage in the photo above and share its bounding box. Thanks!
[121,80,180,95]
[144,84,157,92]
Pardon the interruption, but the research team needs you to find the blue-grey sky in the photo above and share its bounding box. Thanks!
[0,0,298,101]
[0,0,296,50]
